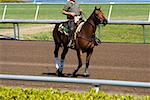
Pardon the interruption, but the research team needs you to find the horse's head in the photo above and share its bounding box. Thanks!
[93,6,108,26]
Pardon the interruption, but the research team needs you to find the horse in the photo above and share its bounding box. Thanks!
[53,7,107,77]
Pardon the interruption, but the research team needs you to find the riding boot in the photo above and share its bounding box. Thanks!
[68,34,76,48]
[67,39,75,47]
[67,39,73,47]
[67,19,76,48]
[67,32,74,48]
[72,39,76,48]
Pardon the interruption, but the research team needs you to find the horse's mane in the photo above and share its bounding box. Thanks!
[87,9,95,21]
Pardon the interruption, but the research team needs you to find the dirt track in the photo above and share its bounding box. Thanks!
[0,40,150,95]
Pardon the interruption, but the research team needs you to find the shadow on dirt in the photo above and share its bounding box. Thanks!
[42,72,89,78]
[0,35,17,40]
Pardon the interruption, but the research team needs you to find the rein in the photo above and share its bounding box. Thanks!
[76,8,106,47]
[87,20,96,32]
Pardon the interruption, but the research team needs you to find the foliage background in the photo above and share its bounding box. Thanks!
[0,87,149,100]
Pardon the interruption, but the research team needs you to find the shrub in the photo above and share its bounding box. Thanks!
[0,87,149,100]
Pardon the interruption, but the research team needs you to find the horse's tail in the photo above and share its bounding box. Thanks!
[53,23,60,35]
[53,23,62,46]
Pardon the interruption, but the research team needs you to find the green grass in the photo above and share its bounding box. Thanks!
[100,25,149,43]
[0,4,150,43]
[6,5,37,20]
[1,4,149,20]
[110,4,150,21]
[0,87,149,100]
[22,32,53,41]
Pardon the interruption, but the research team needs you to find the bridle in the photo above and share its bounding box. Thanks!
[77,15,99,47]
[76,8,106,47]
[94,10,104,24]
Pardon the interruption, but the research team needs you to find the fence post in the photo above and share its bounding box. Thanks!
[142,25,146,44]
[148,11,150,22]
[2,4,7,20]
[16,23,20,39]
[33,0,36,3]
[13,23,20,40]
[13,24,16,39]
[108,5,113,21]
[93,85,100,93]
[34,4,40,21]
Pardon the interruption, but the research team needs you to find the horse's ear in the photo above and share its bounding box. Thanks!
[99,7,101,10]
[95,6,97,10]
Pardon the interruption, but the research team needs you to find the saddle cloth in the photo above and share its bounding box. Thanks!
[58,22,84,39]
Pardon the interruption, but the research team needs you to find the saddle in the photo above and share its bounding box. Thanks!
[58,16,84,39]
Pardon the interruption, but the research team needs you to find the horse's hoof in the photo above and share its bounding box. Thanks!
[71,74,77,77]
[83,73,90,77]
[71,72,77,77]
[56,69,64,77]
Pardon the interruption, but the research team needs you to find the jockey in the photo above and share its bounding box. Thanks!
[62,0,83,48]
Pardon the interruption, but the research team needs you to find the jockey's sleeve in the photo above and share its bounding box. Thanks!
[63,2,71,12]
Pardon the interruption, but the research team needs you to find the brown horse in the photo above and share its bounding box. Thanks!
[53,7,107,77]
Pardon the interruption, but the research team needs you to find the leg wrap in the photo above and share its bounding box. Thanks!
[59,59,64,72]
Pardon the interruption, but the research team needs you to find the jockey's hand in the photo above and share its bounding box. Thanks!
[70,12,76,17]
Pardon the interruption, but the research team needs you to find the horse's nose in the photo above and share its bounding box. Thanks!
[103,19,108,26]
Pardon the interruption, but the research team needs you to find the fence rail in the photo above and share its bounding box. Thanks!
[0,20,150,25]
[0,74,150,92]
[0,20,149,43]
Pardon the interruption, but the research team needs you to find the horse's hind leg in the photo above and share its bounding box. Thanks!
[54,44,61,75]
[59,46,68,73]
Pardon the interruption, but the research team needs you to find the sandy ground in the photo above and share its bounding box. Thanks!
[0,40,150,95]
[0,24,54,38]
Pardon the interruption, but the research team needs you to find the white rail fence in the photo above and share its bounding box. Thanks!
[0,74,150,92]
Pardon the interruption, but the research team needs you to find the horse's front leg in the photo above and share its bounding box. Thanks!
[72,49,82,76]
[84,48,93,77]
